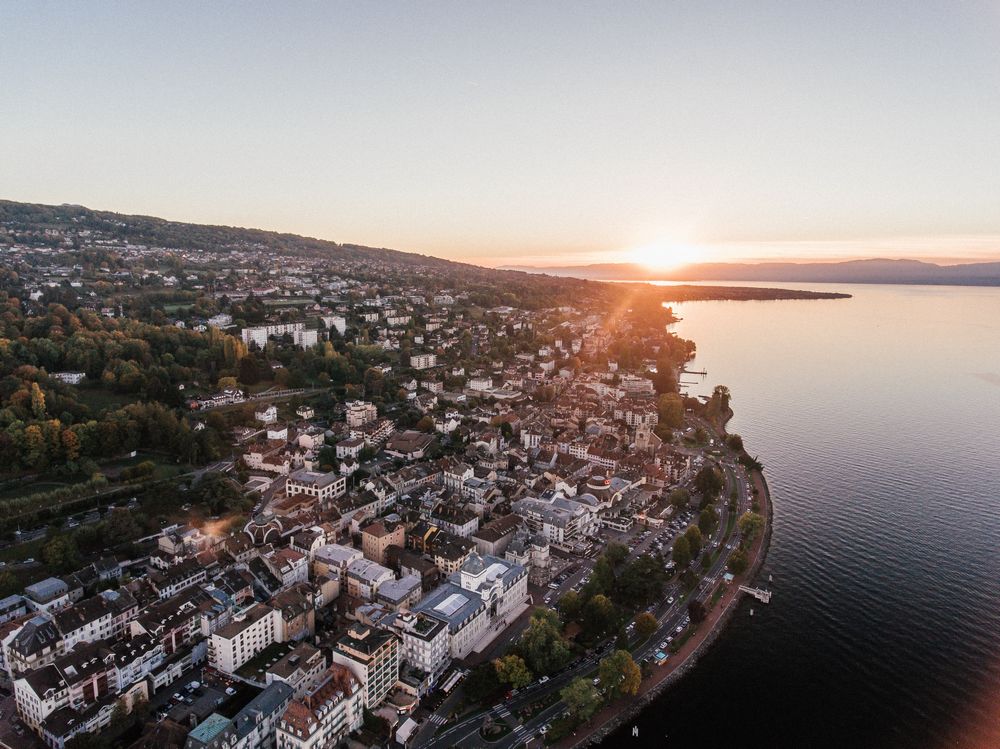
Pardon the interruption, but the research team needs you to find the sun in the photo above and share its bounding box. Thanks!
[626,240,703,271]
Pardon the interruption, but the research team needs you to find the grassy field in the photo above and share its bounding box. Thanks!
[0,537,46,563]
[77,387,140,414]
[0,480,69,501]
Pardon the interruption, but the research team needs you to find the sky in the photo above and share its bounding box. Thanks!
[3,2,1000,268]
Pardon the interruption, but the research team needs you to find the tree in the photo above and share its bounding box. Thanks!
[195,472,249,515]
[558,590,582,622]
[738,511,765,545]
[61,428,81,462]
[684,525,703,558]
[725,433,744,452]
[560,677,602,723]
[217,376,238,390]
[698,507,719,536]
[707,384,731,422]
[668,487,690,510]
[519,608,571,674]
[657,393,684,429]
[672,535,691,568]
[108,698,130,734]
[616,554,667,607]
[415,415,434,432]
[30,382,47,419]
[494,654,533,689]
[694,465,723,500]
[41,535,79,572]
[103,508,141,544]
[727,548,748,575]
[604,542,629,567]
[363,367,384,397]
[598,650,641,700]
[688,598,707,624]
[464,662,502,702]
[588,556,614,596]
[634,612,657,641]
[66,734,106,749]
[581,594,618,641]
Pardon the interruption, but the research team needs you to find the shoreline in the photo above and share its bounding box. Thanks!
[560,410,773,748]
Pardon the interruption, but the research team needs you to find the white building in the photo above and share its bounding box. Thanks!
[414,553,528,659]
[255,404,279,424]
[511,492,599,547]
[321,315,347,335]
[469,377,492,392]
[330,625,400,709]
[276,664,364,749]
[242,322,317,349]
[409,353,437,370]
[208,604,280,675]
[389,611,450,691]
[345,559,394,601]
[345,401,378,427]
[286,469,346,505]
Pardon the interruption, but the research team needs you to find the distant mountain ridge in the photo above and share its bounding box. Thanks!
[500,258,1000,286]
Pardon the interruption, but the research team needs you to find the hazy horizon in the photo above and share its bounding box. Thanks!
[4,2,1000,268]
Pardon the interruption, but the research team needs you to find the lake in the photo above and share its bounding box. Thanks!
[608,282,1000,749]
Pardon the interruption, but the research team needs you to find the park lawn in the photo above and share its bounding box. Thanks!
[77,387,140,414]
[0,537,46,563]
[0,480,72,501]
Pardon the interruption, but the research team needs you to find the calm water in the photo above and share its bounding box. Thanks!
[609,283,1000,749]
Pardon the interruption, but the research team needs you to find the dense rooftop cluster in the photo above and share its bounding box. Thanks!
[0,200,715,749]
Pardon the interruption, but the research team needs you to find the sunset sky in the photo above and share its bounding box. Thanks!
[3,2,1000,268]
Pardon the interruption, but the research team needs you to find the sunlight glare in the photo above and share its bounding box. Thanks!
[626,240,704,271]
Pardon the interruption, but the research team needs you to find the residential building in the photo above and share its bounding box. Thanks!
[276,664,363,749]
[208,604,280,675]
[330,625,400,709]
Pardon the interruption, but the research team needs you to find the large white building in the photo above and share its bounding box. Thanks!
[510,492,599,546]
[330,625,400,709]
[389,611,450,692]
[208,604,280,675]
[409,353,437,370]
[242,322,317,349]
[276,664,364,749]
[286,469,346,505]
[345,559,394,601]
[345,400,378,427]
[321,315,347,335]
[414,553,528,659]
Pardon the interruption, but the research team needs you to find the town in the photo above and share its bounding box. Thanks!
[0,203,768,749]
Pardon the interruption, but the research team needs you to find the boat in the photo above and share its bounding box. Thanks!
[750,608,754,616]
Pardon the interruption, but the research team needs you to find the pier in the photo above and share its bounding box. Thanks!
[739,585,772,604]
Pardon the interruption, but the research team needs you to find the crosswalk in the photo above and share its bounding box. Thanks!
[495,705,533,742]
[427,713,448,726]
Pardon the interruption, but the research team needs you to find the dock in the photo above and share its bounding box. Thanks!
[738,585,772,604]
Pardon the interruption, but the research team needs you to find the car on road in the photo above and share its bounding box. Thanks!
[675,625,684,633]
[667,596,675,604]
[539,676,549,684]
